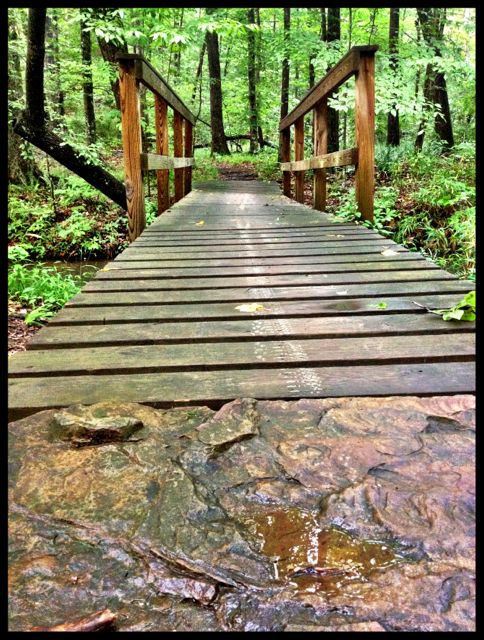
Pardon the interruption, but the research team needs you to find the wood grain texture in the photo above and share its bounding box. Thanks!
[294,116,305,203]
[279,47,378,130]
[8,179,474,420]
[142,154,194,170]
[355,51,375,222]
[313,98,328,210]
[154,95,170,214]
[184,120,193,194]
[173,111,184,202]
[280,147,357,172]
[281,128,291,198]
[119,61,145,241]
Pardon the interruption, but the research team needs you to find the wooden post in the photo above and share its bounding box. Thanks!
[119,61,145,241]
[313,98,328,211]
[184,120,193,196]
[355,50,375,223]
[294,116,305,203]
[281,128,291,198]
[154,95,169,214]
[173,110,184,202]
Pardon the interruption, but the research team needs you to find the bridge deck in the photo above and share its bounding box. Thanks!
[8,180,475,421]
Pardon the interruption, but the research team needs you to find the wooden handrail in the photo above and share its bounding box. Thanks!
[280,45,377,131]
[279,45,377,223]
[117,54,196,241]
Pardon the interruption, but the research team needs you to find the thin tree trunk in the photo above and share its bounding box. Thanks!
[387,8,400,146]
[205,8,230,155]
[80,12,96,145]
[278,7,290,162]
[191,41,206,103]
[45,10,64,124]
[247,7,258,153]
[92,8,128,110]
[326,8,340,153]
[14,8,126,208]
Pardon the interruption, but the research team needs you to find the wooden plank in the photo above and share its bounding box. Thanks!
[119,60,145,241]
[184,120,193,195]
[96,259,437,280]
[141,154,194,170]
[173,111,184,201]
[280,47,377,131]
[313,98,328,211]
[109,254,424,271]
[29,313,475,350]
[131,237,394,250]
[294,116,305,203]
[8,361,475,421]
[47,293,474,325]
[116,54,196,125]
[9,334,475,378]
[280,147,358,172]
[154,95,170,214]
[82,270,453,293]
[355,50,375,223]
[281,128,291,198]
[67,279,472,307]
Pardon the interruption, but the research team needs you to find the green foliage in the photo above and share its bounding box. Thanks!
[8,262,84,325]
[429,291,475,322]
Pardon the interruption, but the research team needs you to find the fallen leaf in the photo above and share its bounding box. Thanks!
[381,249,398,256]
[370,302,388,309]
[99,267,110,272]
[195,220,205,225]
[235,303,268,313]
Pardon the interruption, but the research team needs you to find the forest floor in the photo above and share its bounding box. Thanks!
[8,302,41,356]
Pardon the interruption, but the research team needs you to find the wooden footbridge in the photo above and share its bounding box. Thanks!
[8,47,475,421]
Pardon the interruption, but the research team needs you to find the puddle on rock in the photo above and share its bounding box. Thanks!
[247,508,403,596]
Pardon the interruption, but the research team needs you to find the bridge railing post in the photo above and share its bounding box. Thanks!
[154,95,170,214]
[294,116,305,203]
[173,111,185,202]
[281,128,291,198]
[313,97,328,211]
[119,60,146,242]
[355,49,375,223]
[184,120,193,196]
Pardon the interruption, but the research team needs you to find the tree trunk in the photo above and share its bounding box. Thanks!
[278,7,290,162]
[45,9,64,124]
[80,12,96,145]
[386,8,400,146]
[8,9,43,184]
[205,9,230,155]
[247,7,258,153]
[326,8,340,153]
[415,8,454,150]
[191,41,206,104]
[14,8,127,208]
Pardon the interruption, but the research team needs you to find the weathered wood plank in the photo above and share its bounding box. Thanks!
[119,60,145,241]
[141,154,194,170]
[280,147,357,172]
[67,279,471,307]
[82,270,453,293]
[46,293,475,325]
[154,95,170,214]
[95,259,437,280]
[279,47,379,130]
[8,361,475,421]
[9,334,475,377]
[29,313,475,350]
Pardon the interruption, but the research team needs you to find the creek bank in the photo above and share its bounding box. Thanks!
[8,395,475,631]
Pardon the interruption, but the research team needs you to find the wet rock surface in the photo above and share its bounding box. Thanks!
[8,396,475,631]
